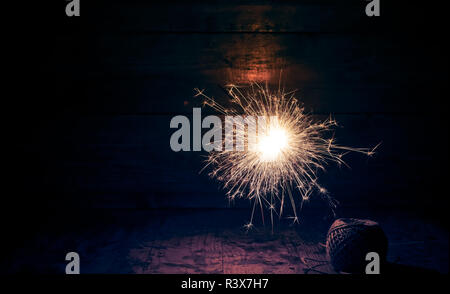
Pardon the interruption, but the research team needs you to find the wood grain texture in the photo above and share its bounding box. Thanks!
[19,112,444,210]
[5,1,448,233]
[39,32,446,115]
[5,209,447,273]
[44,0,441,35]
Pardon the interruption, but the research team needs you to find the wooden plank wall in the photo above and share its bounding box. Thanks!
[8,1,449,214]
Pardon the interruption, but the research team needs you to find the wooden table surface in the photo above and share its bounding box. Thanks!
[4,208,448,274]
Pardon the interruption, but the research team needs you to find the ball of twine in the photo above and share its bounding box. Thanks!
[326,218,388,273]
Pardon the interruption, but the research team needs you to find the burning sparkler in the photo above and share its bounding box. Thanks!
[195,83,378,231]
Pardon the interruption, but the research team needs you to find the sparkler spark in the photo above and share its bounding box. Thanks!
[195,83,378,231]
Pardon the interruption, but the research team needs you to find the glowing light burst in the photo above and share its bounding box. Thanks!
[195,83,378,230]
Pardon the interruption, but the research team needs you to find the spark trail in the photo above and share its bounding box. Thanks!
[195,83,378,231]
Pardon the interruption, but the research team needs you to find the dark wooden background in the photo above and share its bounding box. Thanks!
[4,0,449,254]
